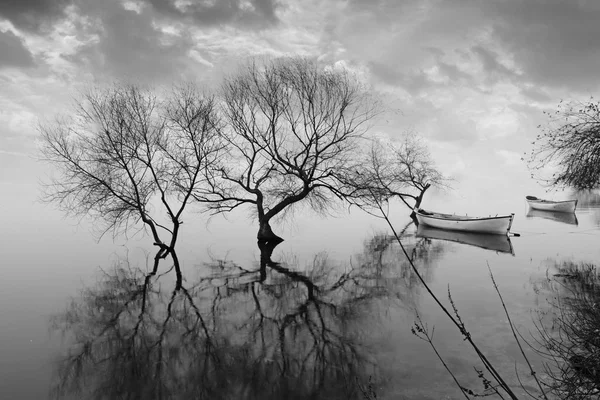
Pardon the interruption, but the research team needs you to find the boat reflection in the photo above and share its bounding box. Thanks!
[526,209,579,226]
[415,224,515,255]
[50,234,445,400]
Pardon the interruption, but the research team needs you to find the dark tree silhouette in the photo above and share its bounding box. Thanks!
[194,57,380,243]
[527,98,600,189]
[351,133,446,219]
[39,83,223,287]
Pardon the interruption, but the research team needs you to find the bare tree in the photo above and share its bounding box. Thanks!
[351,133,446,220]
[194,57,380,243]
[39,83,223,288]
[527,98,600,189]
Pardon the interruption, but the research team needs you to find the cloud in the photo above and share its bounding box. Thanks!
[422,110,479,143]
[519,86,552,103]
[437,60,471,83]
[143,0,280,28]
[65,1,198,83]
[54,0,287,84]
[0,30,35,68]
[2,0,600,194]
[0,0,73,33]
[328,0,600,98]
[316,0,600,151]
[485,0,600,92]
[470,45,519,84]
[368,61,440,95]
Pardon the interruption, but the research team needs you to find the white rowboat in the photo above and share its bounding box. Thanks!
[415,209,514,235]
[525,196,577,213]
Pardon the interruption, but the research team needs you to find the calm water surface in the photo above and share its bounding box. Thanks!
[2,186,600,400]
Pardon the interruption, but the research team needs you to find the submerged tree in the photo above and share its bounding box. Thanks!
[39,83,223,287]
[351,133,446,220]
[527,98,600,189]
[194,57,380,243]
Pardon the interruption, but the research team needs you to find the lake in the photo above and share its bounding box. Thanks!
[2,180,600,399]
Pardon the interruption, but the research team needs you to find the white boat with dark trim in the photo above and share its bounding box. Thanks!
[525,196,577,213]
[415,209,514,235]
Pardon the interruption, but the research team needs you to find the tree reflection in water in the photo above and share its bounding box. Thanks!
[50,228,444,399]
[533,260,600,399]
[570,190,600,226]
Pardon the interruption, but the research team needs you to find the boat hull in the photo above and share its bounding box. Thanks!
[415,209,514,235]
[526,199,577,213]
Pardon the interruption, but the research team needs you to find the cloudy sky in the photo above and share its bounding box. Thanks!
[2,0,600,212]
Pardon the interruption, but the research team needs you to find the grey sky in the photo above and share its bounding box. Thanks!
[0,29,34,68]
[0,0,73,32]
[1,0,599,196]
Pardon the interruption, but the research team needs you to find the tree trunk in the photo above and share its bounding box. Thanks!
[171,249,183,290]
[410,183,431,224]
[414,183,431,209]
[257,219,284,244]
[258,240,282,282]
[411,212,419,226]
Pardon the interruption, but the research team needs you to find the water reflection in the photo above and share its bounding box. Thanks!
[570,190,600,226]
[532,260,600,398]
[50,233,446,399]
[571,190,600,209]
[526,209,579,226]
[416,224,515,255]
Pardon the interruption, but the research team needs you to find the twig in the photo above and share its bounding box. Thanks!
[488,263,549,400]
[368,190,519,399]
[411,313,472,399]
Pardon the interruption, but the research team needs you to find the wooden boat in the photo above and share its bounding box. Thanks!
[525,196,577,213]
[415,208,514,235]
[526,209,578,226]
[416,225,514,255]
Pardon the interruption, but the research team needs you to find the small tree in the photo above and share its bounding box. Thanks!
[195,57,380,243]
[527,98,600,190]
[39,83,223,287]
[351,133,446,220]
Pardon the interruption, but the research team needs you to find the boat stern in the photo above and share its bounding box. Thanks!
[507,213,515,234]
